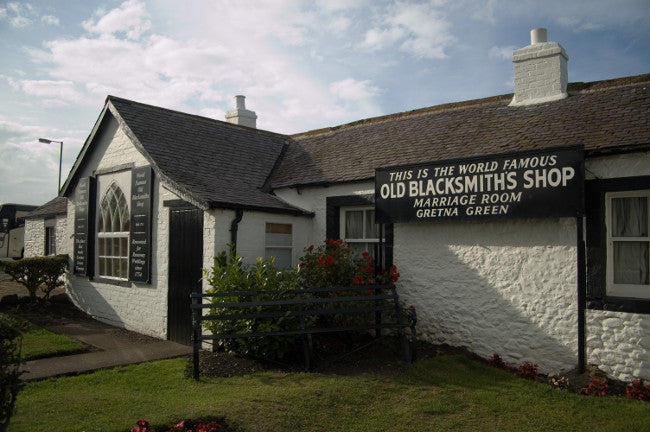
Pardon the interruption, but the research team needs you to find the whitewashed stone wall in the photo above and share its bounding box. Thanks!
[274,182,375,245]
[394,218,578,375]
[202,208,237,291]
[236,211,312,267]
[65,116,172,339]
[584,151,650,381]
[24,214,68,258]
[23,219,43,258]
[587,310,650,382]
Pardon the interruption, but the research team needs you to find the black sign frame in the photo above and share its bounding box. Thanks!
[129,166,153,283]
[375,145,584,224]
[73,176,95,275]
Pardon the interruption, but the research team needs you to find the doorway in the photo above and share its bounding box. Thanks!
[168,207,203,345]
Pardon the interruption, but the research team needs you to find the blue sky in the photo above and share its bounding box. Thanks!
[1,0,649,205]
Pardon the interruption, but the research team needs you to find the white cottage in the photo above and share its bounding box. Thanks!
[33,29,649,382]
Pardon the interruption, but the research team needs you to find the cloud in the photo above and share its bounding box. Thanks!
[361,1,456,60]
[82,0,151,40]
[41,15,60,26]
[330,78,380,100]
[489,45,517,61]
[1,2,59,28]
[18,80,86,104]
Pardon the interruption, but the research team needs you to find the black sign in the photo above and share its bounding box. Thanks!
[375,146,584,224]
[74,176,95,275]
[129,166,153,283]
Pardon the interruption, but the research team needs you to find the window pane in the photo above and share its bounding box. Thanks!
[121,237,128,257]
[265,248,292,268]
[345,211,364,239]
[365,210,378,238]
[614,241,649,285]
[265,223,292,246]
[612,197,648,237]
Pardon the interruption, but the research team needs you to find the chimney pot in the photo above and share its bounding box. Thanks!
[530,28,547,44]
[235,95,246,110]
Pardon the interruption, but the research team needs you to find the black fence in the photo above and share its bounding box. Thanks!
[190,284,417,379]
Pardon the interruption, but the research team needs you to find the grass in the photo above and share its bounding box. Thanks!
[0,313,87,360]
[11,354,650,432]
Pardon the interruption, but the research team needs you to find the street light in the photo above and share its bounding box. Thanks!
[38,138,63,193]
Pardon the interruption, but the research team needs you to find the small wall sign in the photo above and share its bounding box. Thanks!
[375,145,584,223]
[129,166,153,283]
[73,176,95,275]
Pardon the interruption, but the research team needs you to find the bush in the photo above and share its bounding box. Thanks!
[517,361,539,380]
[0,255,68,302]
[584,377,609,397]
[203,247,300,360]
[626,379,650,401]
[0,315,26,432]
[487,353,510,370]
[299,239,400,289]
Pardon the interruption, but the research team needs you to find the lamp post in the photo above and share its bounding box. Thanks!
[38,138,63,193]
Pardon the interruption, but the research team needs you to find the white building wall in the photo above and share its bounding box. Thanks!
[274,182,375,244]
[236,211,313,266]
[23,219,43,257]
[584,151,650,381]
[395,218,578,375]
[202,208,237,291]
[24,214,69,258]
[65,116,174,339]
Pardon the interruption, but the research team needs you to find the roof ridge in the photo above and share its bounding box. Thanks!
[106,95,289,139]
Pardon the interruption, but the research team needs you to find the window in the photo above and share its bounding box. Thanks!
[340,207,383,257]
[97,182,130,280]
[606,190,650,298]
[45,224,56,255]
[265,223,292,268]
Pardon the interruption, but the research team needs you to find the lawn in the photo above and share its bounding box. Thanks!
[1,313,87,360]
[10,354,650,432]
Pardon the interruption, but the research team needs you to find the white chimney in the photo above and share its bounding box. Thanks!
[225,95,257,128]
[509,28,569,106]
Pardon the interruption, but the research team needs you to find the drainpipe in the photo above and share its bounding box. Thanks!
[230,209,244,250]
[577,216,586,374]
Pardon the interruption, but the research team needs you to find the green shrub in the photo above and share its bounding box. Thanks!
[0,255,68,302]
[0,315,26,432]
[203,247,300,360]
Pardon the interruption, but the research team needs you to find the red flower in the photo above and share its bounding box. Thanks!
[352,275,364,285]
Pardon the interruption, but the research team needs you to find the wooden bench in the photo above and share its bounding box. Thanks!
[190,284,417,379]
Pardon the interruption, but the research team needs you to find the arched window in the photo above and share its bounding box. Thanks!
[97,182,130,279]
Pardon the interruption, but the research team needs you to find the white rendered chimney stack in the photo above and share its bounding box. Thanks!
[510,28,568,106]
[225,95,257,128]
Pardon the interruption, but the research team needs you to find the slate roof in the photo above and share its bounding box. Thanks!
[104,97,307,214]
[269,74,650,189]
[25,196,67,219]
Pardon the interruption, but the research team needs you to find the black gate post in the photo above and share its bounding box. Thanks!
[192,293,201,381]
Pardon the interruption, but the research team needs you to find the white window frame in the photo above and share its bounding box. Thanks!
[605,190,650,299]
[264,222,293,268]
[340,206,381,256]
[44,219,56,256]
[96,180,130,281]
